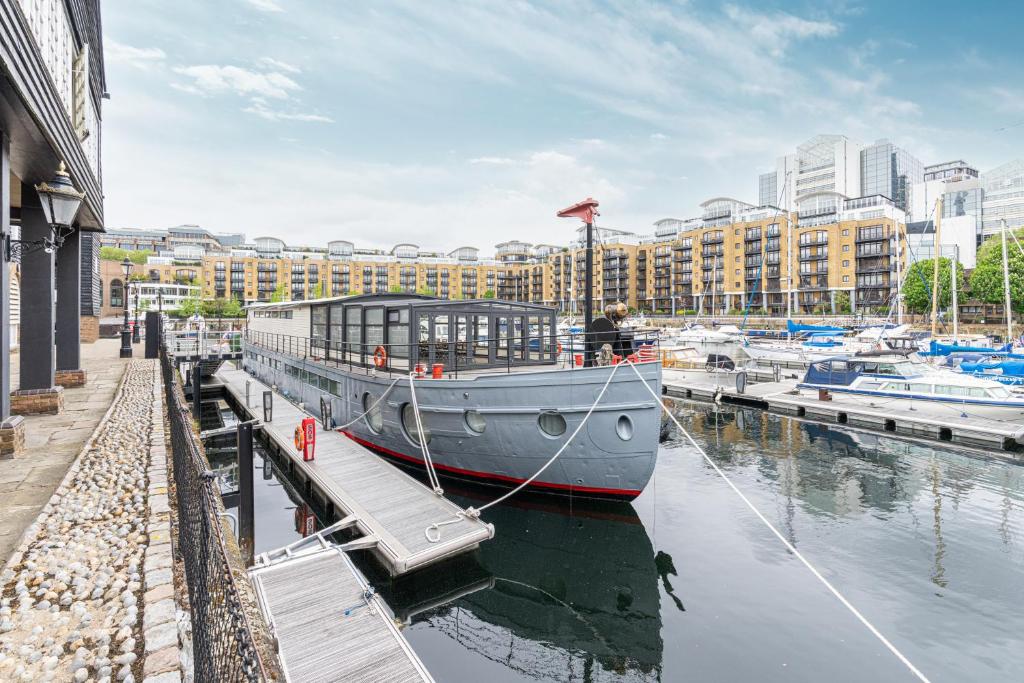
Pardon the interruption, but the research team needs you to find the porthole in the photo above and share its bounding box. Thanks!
[464,410,486,434]
[401,403,431,445]
[616,414,634,441]
[362,392,383,434]
[538,411,566,438]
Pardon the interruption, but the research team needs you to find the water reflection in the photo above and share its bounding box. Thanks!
[409,494,664,682]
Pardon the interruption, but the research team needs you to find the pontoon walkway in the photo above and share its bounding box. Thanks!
[250,541,433,682]
[217,366,494,576]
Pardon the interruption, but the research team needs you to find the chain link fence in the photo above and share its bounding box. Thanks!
[160,348,279,682]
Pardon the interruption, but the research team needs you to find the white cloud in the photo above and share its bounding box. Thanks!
[173,65,300,99]
[468,157,517,166]
[650,133,669,141]
[105,40,166,67]
[258,57,301,74]
[243,0,283,13]
[724,4,839,54]
[243,101,332,123]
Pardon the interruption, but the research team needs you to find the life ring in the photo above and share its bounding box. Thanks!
[557,341,563,355]
[294,425,305,451]
[373,345,388,369]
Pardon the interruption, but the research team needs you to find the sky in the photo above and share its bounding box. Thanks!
[100,0,1024,253]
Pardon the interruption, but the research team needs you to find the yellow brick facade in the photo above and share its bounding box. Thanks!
[137,213,905,316]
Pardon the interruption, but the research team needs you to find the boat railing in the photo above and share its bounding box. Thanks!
[164,328,243,357]
[243,328,663,378]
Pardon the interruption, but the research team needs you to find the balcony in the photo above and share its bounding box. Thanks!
[745,242,762,255]
[856,228,890,243]
[798,234,829,246]
[701,234,724,245]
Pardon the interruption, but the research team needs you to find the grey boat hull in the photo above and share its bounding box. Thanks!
[242,343,661,499]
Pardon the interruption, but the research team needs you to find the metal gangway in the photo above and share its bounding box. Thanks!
[249,523,434,682]
[163,322,244,363]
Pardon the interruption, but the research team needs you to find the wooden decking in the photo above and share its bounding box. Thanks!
[250,544,433,683]
[216,367,494,575]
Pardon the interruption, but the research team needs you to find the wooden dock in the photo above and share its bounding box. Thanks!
[216,367,494,576]
[662,368,1024,453]
[249,539,433,683]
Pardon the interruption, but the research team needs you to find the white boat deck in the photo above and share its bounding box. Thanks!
[217,367,494,576]
[250,545,433,683]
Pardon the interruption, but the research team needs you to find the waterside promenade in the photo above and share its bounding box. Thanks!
[0,352,186,682]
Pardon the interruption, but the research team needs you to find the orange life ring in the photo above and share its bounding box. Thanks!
[294,425,305,451]
[557,341,563,355]
[373,345,388,369]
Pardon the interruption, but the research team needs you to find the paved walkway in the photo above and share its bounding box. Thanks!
[0,339,140,563]
[0,357,185,682]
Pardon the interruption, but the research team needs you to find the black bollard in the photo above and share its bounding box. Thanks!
[237,421,255,567]
[193,364,202,426]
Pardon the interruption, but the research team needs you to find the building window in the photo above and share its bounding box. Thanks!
[843,275,850,283]
[842,229,849,236]
[842,260,850,267]
[110,279,123,308]
[842,244,850,252]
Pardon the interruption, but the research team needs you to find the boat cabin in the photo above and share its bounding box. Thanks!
[247,294,559,372]
[803,355,930,386]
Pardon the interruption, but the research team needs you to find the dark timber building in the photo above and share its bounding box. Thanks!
[0,0,106,454]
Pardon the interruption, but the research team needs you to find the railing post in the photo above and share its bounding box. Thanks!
[193,364,202,426]
[237,421,255,567]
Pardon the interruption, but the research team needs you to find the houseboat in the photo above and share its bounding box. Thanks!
[242,294,662,500]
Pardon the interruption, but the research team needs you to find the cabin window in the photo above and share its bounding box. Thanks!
[989,387,1011,399]
[831,361,848,372]
[329,304,344,341]
[346,307,362,357]
[909,383,932,394]
[311,306,328,339]
[388,308,410,360]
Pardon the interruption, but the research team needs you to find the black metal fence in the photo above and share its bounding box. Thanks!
[160,348,277,682]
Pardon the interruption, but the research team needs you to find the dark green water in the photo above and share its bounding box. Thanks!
[214,401,1024,682]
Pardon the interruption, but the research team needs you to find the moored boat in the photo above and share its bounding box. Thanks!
[242,294,662,500]
[798,354,1024,419]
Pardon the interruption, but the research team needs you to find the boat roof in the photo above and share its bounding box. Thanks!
[246,293,556,313]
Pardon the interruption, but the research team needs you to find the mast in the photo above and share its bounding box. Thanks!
[931,197,942,339]
[1001,219,1013,345]
[895,220,903,325]
[786,210,793,322]
[950,244,959,343]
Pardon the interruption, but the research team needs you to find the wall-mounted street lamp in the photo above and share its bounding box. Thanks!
[4,162,84,260]
[120,256,134,358]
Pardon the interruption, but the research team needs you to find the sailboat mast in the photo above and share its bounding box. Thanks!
[931,197,942,339]
[1001,219,1013,345]
[950,244,959,343]
[895,220,903,325]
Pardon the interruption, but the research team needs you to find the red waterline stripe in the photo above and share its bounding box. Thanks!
[340,430,642,498]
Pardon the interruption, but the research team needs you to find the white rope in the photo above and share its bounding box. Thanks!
[424,361,623,542]
[408,373,443,495]
[623,360,931,683]
[334,377,402,430]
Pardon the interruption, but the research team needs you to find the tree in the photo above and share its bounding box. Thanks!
[270,282,288,303]
[222,297,244,318]
[316,280,328,299]
[901,257,965,314]
[99,247,152,265]
[969,229,1024,312]
[389,285,403,293]
[834,291,851,314]
[482,289,496,299]
[416,286,435,296]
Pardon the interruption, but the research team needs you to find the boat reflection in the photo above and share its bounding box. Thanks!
[414,489,664,681]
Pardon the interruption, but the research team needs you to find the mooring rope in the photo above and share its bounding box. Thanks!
[334,377,402,431]
[423,361,624,543]
[622,360,931,683]
[408,373,444,495]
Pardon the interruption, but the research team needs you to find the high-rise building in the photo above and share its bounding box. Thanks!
[759,135,863,210]
[981,159,1024,237]
[860,139,923,211]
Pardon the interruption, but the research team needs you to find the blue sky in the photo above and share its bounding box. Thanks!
[101,0,1024,251]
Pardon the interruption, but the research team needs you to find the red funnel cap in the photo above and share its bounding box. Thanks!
[556,197,600,224]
